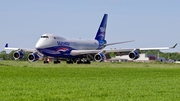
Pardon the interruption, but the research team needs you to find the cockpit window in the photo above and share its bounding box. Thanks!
[41,36,49,38]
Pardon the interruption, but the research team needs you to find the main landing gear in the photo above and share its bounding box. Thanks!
[76,59,91,64]
[66,59,73,64]
[43,56,91,64]
[53,57,61,64]
[54,60,61,64]
[66,59,91,64]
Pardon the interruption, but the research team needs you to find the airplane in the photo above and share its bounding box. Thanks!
[4,14,177,64]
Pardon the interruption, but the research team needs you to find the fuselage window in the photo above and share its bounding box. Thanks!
[41,36,49,38]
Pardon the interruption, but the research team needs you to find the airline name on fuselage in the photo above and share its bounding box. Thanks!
[57,41,69,46]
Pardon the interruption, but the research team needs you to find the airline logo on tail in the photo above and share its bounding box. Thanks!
[98,27,105,37]
[100,27,105,33]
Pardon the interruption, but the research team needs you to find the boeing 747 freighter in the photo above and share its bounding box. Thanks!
[4,14,177,64]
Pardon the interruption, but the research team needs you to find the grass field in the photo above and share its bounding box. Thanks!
[0,61,180,101]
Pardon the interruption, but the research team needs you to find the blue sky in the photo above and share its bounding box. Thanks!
[0,0,180,52]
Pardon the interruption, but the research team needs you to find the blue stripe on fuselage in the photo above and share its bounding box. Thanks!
[37,46,74,57]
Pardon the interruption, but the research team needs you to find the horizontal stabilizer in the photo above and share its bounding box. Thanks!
[4,47,19,50]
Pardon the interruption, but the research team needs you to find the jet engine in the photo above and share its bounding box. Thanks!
[94,52,106,62]
[129,50,140,60]
[13,51,24,60]
[28,53,39,62]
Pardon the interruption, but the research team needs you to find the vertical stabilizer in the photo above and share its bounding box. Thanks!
[95,14,108,41]
[5,43,8,47]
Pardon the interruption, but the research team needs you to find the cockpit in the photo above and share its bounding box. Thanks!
[40,34,66,40]
[41,36,49,38]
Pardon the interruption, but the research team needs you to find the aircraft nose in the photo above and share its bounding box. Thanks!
[35,42,40,49]
[35,41,43,49]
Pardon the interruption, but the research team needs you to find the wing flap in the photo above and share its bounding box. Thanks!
[70,49,134,56]
[70,50,101,56]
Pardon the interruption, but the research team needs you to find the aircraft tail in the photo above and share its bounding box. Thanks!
[95,14,108,41]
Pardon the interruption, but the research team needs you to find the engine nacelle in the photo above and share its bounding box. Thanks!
[94,53,106,62]
[129,51,140,60]
[28,53,39,62]
[13,51,24,60]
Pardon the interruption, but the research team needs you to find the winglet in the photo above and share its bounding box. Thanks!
[5,43,8,48]
[171,43,178,48]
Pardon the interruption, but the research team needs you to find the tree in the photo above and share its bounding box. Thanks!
[8,50,16,60]
[0,50,7,60]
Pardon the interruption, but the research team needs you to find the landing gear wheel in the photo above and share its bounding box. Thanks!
[66,59,73,64]
[44,61,49,64]
[43,56,49,64]
[77,60,83,64]
[84,60,91,64]
[54,61,60,64]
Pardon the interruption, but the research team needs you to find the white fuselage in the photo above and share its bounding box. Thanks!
[35,34,100,57]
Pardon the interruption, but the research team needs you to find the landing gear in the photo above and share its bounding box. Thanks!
[66,59,73,64]
[43,56,49,64]
[76,59,91,64]
[44,60,49,64]
[43,56,91,64]
[54,60,60,64]
[54,57,61,64]
[77,59,83,64]
[83,55,91,64]
[84,60,91,64]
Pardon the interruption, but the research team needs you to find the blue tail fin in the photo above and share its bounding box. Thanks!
[95,14,108,41]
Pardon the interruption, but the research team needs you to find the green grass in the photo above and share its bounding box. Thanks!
[0,61,180,101]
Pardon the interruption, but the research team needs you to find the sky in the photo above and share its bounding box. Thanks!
[0,0,180,52]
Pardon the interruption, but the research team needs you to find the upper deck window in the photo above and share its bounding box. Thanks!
[41,36,49,38]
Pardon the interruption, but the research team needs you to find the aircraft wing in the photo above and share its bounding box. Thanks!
[70,43,178,56]
[139,43,177,50]
[4,43,36,52]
